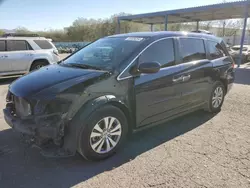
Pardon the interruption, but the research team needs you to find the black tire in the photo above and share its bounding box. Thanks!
[77,105,128,161]
[205,81,225,113]
[247,55,250,63]
[30,61,48,71]
[243,56,248,64]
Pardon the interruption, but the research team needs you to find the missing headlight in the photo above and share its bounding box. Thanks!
[14,97,32,117]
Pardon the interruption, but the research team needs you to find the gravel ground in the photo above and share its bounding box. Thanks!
[0,66,250,188]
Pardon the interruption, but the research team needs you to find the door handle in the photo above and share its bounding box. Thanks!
[182,74,191,82]
[172,76,183,82]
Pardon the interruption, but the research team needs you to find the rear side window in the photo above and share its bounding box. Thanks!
[207,41,227,60]
[139,38,175,67]
[34,40,53,49]
[7,40,31,51]
[179,38,206,63]
[0,41,5,51]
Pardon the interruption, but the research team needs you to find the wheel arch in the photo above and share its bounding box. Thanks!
[219,78,228,94]
[62,95,133,154]
[29,59,50,71]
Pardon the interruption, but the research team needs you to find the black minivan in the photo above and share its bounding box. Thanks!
[4,31,235,161]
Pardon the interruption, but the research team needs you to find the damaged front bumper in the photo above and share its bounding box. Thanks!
[4,106,59,139]
[3,108,58,139]
[3,105,75,158]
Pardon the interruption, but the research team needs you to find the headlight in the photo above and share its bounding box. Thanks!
[14,97,32,117]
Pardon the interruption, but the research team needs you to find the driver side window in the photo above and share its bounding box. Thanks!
[139,38,175,68]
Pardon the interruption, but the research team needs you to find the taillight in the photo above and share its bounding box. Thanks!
[230,56,235,68]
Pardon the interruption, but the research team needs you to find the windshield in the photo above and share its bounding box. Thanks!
[231,47,248,51]
[61,37,145,71]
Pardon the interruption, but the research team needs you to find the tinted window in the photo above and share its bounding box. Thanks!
[0,41,5,51]
[34,40,53,49]
[7,40,29,51]
[179,38,206,63]
[207,41,226,59]
[139,39,175,67]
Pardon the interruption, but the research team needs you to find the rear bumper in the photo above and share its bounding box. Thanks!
[3,107,58,138]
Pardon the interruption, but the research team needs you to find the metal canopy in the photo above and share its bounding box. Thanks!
[118,1,250,24]
[117,1,250,67]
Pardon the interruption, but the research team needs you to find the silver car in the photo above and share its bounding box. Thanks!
[0,35,60,77]
[230,45,250,63]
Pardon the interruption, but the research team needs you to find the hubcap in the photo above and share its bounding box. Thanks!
[212,86,223,108]
[90,117,122,154]
[36,65,43,69]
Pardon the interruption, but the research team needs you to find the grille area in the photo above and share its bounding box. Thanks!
[6,91,31,117]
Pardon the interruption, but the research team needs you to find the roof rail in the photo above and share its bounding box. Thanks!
[191,29,213,35]
[1,33,40,37]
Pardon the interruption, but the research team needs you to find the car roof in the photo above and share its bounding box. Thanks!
[108,31,221,42]
[0,37,47,40]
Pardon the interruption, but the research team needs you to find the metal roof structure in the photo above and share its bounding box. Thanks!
[117,0,250,67]
[118,1,250,24]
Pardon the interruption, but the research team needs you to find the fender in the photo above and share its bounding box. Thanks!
[62,95,128,154]
[28,58,50,71]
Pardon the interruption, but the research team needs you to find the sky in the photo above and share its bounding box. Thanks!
[0,0,236,31]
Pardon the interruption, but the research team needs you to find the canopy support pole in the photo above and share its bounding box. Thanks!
[238,6,249,67]
[196,21,199,31]
[116,18,121,34]
[150,24,153,31]
[165,15,168,31]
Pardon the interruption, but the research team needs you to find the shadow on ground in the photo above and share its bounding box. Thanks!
[234,67,250,85]
[0,110,215,188]
[0,77,17,86]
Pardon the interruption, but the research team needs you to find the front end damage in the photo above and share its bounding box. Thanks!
[3,91,75,158]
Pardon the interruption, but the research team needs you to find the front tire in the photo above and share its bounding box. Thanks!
[77,105,128,161]
[30,61,48,71]
[205,81,225,113]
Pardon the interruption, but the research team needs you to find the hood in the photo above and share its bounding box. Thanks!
[9,64,108,97]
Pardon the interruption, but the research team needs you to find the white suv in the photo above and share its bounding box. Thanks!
[0,34,60,77]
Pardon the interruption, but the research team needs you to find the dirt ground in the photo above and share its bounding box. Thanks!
[0,64,250,188]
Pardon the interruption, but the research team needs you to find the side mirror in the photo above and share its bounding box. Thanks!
[138,61,161,74]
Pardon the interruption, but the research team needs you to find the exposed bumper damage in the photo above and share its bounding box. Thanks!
[3,103,75,158]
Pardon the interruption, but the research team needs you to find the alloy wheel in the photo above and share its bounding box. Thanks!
[212,86,223,108]
[90,117,122,154]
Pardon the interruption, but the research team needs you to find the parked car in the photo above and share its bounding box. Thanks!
[3,31,235,161]
[0,33,59,77]
[229,45,250,63]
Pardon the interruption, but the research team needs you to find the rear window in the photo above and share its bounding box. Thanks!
[207,41,227,60]
[7,40,31,51]
[0,41,5,51]
[34,40,53,49]
[179,38,206,63]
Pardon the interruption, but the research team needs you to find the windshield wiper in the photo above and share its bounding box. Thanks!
[67,63,102,70]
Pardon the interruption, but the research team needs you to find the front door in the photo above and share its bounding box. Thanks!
[134,38,185,127]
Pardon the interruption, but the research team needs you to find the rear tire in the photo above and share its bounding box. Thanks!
[205,81,225,113]
[77,105,128,161]
[30,61,48,71]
